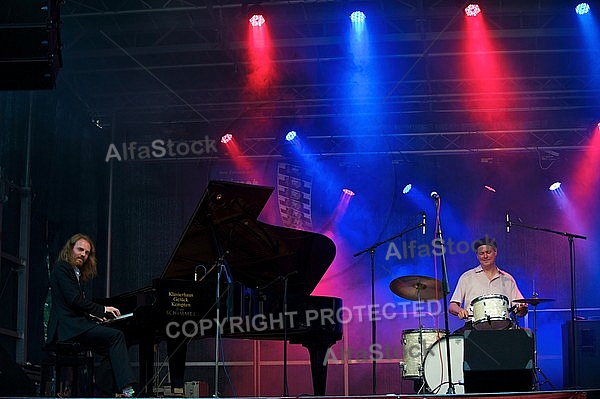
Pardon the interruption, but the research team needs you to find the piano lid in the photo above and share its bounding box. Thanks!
[160,180,336,296]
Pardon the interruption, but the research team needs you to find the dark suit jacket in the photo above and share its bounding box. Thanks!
[47,260,106,343]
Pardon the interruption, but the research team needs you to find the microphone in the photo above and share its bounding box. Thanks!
[194,264,207,282]
[421,211,426,235]
[506,211,511,233]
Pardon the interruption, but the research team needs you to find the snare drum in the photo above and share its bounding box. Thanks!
[471,294,511,330]
[401,329,445,380]
[423,335,465,394]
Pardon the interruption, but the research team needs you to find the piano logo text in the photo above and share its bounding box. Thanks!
[168,291,194,309]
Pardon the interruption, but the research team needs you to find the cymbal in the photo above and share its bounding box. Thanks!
[513,297,555,306]
[389,275,443,301]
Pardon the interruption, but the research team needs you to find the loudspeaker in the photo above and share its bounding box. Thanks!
[0,345,36,396]
[563,320,600,389]
[463,329,534,393]
[0,0,62,90]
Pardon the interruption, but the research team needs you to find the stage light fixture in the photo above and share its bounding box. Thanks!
[549,181,562,191]
[221,133,233,144]
[465,4,481,17]
[484,185,497,193]
[350,11,366,24]
[342,188,355,196]
[576,3,591,15]
[92,118,103,129]
[248,4,266,27]
[285,131,297,142]
[402,184,412,194]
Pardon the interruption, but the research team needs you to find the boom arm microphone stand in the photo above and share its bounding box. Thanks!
[431,193,455,394]
[506,214,586,388]
[353,216,426,395]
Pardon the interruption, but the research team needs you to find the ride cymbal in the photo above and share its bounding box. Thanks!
[389,275,443,301]
[513,298,555,306]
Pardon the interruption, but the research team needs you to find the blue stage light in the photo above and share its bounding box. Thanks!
[350,11,366,24]
[576,3,590,15]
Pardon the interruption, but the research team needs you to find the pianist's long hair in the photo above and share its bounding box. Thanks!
[57,233,98,283]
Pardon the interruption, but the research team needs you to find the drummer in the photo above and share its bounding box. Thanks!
[449,236,528,332]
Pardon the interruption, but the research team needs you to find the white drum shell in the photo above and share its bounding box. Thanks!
[471,294,511,330]
[423,335,465,394]
[401,329,445,379]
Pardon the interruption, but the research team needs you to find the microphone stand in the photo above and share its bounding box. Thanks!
[353,220,425,395]
[213,255,232,398]
[508,218,586,388]
[432,196,454,394]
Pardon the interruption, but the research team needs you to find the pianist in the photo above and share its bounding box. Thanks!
[46,233,136,398]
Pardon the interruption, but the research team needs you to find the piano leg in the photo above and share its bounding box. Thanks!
[167,335,189,393]
[138,334,155,396]
[303,340,334,396]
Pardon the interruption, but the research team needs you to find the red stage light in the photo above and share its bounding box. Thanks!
[249,14,265,27]
[465,4,481,17]
[221,133,233,144]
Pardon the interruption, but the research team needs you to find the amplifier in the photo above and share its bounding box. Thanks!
[563,320,600,389]
[463,329,534,393]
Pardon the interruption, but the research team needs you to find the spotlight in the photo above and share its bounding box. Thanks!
[465,4,481,17]
[248,4,266,27]
[576,3,590,15]
[221,133,233,144]
[350,11,366,24]
[285,131,297,142]
[484,185,497,193]
[549,181,562,191]
[342,188,355,196]
[402,184,412,194]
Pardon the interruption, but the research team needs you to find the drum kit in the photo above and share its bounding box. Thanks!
[390,275,555,393]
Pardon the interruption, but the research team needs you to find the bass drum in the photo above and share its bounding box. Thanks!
[423,335,465,394]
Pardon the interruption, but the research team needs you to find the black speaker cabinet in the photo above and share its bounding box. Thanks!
[463,329,534,393]
[563,320,600,389]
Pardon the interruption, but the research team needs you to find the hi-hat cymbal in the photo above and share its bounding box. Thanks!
[389,275,443,301]
[513,297,555,306]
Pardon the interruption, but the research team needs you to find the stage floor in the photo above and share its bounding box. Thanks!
[5,389,599,399]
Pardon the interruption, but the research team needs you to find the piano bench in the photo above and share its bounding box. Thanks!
[40,341,94,397]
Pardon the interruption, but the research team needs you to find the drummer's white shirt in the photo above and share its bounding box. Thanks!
[449,265,525,317]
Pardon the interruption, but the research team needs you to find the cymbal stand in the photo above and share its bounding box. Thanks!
[415,286,427,394]
[354,220,425,395]
[530,293,556,390]
[508,218,586,388]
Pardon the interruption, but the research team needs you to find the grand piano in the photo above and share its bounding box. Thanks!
[105,180,342,396]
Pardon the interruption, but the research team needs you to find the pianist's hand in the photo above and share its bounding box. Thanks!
[105,306,121,319]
